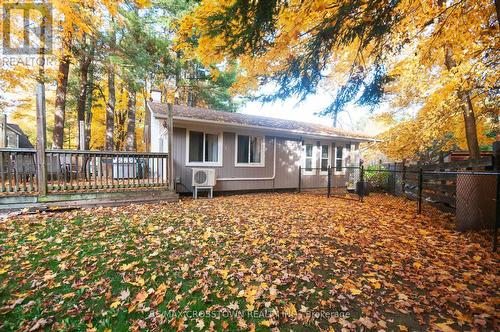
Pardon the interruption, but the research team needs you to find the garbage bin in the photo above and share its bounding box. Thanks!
[356,181,368,196]
[456,174,496,231]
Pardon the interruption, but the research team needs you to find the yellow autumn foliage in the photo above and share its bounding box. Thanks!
[181,0,499,159]
[1,0,150,150]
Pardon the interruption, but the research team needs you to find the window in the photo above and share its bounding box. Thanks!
[235,135,264,166]
[189,131,204,162]
[335,145,343,172]
[345,143,351,166]
[304,144,314,172]
[321,145,329,172]
[187,130,222,165]
[205,133,219,162]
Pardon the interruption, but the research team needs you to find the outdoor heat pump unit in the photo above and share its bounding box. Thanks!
[192,168,216,187]
[192,168,216,199]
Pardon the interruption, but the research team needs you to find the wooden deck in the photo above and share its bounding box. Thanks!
[0,148,177,210]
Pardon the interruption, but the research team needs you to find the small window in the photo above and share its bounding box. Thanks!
[321,145,329,172]
[236,135,263,165]
[335,145,343,171]
[304,144,313,171]
[188,131,221,164]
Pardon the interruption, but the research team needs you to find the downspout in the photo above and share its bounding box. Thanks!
[217,137,277,181]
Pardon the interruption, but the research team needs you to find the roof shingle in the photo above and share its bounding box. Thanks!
[148,102,374,140]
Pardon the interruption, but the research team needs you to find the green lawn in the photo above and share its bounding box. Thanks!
[0,193,497,331]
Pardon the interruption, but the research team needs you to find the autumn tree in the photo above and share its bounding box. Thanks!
[105,20,117,151]
[3,0,241,151]
[52,35,72,149]
[180,0,499,160]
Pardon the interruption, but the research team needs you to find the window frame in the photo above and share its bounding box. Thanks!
[320,144,331,175]
[185,129,223,167]
[234,134,266,167]
[302,142,316,175]
[334,144,345,174]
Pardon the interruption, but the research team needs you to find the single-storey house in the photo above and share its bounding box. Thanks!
[145,101,374,194]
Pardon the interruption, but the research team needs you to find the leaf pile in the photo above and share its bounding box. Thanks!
[0,193,498,331]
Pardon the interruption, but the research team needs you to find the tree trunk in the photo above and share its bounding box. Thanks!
[333,110,338,127]
[76,36,95,150]
[84,60,95,150]
[460,92,481,158]
[77,57,90,150]
[115,85,126,150]
[444,46,480,159]
[106,28,116,151]
[125,89,137,151]
[52,39,71,149]
[495,0,500,28]
[105,70,115,151]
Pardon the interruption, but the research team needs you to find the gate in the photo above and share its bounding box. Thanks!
[298,165,361,200]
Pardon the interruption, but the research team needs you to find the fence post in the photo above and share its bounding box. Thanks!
[393,162,397,194]
[327,166,331,198]
[417,167,423,214]
[359,164,364,202]
[402,158,406,197]
[298,165,301,193]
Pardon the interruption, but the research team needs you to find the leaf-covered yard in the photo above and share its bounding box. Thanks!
[0,193,498,331]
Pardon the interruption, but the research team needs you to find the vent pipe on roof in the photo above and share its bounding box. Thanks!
[150,89,162,103]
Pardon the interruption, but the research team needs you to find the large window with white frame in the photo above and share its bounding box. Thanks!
[187,130,223,166]
[235,135,265,166]
[320,144,330,173]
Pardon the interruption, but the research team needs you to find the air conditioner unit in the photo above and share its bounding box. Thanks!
[192,168,216,187]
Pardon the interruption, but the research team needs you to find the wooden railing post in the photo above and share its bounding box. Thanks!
[36,84,47,196]
[167,103,174,190]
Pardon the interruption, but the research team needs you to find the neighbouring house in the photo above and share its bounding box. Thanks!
[445,150,493,163]
[0,118,34,149]
[145,101,375,194]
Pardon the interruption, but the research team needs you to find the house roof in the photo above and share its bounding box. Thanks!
[7,123,34,148]
[148,102,375,141]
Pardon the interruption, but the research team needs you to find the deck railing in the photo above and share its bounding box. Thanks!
[0,148,37,193]
[0,148,169,194]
